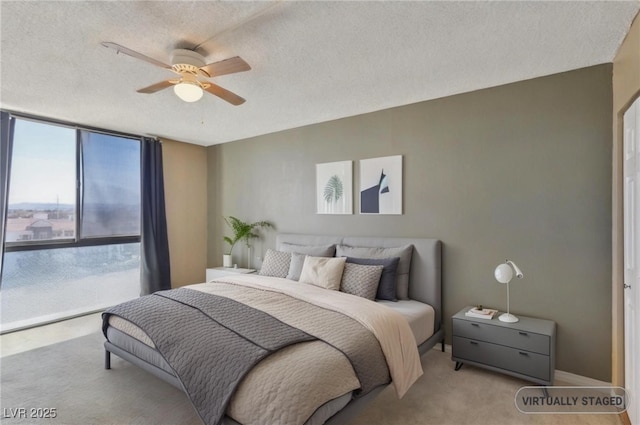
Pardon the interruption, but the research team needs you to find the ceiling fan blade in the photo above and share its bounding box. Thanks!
[137,80,175,94]
[101,42,171,70]
[203,83,246,105]
[200,57,251,78]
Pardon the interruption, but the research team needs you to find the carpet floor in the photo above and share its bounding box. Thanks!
[0,332,622,425]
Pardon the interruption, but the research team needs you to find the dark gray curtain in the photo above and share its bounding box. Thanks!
[140,137,171,295]
[0,112,14,285]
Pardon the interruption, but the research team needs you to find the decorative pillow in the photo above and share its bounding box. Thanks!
[340,263,384,301]
[299,256,347,291]
[279,242,336,257]
[258,249,291,278]
[286,252,307,281]
[345,256,400,301]
[337,244,414,300]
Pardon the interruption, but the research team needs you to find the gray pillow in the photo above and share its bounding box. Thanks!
[279,242,336,257]
[259,249,291,278]
[340,263,384,301]
[286,252,307,281]
[336,244,414,299]
[345,256,399,301]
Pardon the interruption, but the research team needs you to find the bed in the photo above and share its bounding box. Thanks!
[102,234,444,425]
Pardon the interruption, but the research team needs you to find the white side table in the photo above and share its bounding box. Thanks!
[206,267,256,282]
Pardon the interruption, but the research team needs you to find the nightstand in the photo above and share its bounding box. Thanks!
[206,267,256,282]
[451,306,556,386]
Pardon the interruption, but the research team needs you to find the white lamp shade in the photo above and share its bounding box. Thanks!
[494,263,514,284]
[173,82,203,102]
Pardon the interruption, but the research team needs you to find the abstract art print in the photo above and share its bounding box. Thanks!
[316,160,353,214]
[359,155,402,215]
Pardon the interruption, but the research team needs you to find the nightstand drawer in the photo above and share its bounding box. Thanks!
[453,318,550,355]
[452,336,550,381]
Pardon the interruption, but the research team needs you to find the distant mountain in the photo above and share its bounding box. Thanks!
[8,202,75,211]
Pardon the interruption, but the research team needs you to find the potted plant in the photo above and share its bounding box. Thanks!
[223,216,273,268]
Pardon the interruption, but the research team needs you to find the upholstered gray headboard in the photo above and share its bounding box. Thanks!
[276,234,443,332]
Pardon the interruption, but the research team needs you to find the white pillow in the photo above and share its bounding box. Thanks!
[299,256,347,291]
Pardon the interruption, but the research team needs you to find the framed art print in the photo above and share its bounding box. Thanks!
[316,160,353,214]
[359,155,402,214]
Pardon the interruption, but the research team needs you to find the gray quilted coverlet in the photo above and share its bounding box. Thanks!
[102,288,315,425]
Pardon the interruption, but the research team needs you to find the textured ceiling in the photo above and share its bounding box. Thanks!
[1,1,639,146]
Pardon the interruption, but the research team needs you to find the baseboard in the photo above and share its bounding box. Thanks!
[553,370,611,386]
[434,344,612,387]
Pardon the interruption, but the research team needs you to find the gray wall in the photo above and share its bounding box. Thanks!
[207,64,613,381]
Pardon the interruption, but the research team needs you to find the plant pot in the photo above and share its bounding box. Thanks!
[223,254,232,268]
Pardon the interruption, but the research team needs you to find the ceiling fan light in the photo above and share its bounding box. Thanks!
[173,82,203,102]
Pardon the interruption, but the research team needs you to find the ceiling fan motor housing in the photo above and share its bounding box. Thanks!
[171,49,205,68]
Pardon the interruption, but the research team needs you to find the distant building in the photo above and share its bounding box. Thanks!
[5,216,76,242]
[25,220,53,240]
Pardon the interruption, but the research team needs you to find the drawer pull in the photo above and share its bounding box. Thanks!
[471,323,480,327]
[470,341,478,345]
[519,331,528,336]
[519,351,529,356]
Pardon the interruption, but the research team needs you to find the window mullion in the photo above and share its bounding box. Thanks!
[76,128,82,242]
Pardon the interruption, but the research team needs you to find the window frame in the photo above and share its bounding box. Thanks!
[3,112,142,253]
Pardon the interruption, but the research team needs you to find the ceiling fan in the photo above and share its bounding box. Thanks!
[101,42,250,105]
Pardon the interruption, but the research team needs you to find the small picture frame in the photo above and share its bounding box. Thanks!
[316,160,353,214]
[359,155,402,215]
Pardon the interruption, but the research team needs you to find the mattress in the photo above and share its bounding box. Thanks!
[377,300,435,346]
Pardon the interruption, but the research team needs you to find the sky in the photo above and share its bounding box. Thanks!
[8,118,141,206]
[9,119,76,205]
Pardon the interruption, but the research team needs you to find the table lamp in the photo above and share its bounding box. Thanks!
[494,260,524,323]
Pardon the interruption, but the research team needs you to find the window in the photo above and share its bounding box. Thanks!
[1,115,142,332]
[80,131,141,238]
[5,119,76,243]
[1,245,140,330]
